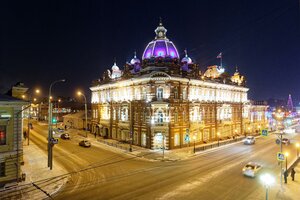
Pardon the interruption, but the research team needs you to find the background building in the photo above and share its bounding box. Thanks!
[0,94,27,187]
[90,22,268,150]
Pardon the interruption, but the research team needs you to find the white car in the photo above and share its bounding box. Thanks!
[242,163,262,177]
[243,136,255,145]
[79,140,91,147]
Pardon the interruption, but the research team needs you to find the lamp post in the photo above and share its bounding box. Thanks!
[48,79,65,170]
[296,143,299,158]
[26,88,40,146]
[193,135,196,153]
[217,132,220,147]
[260,173,275,200]
[78,91,88,138]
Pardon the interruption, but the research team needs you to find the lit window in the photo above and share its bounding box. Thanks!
[157,111,164,123]
[170,51,175,57]
[157,88,163,99]
[146,52,151,58]
[182,88,187,99]
[174,111,178,123]
[0,125,6,145]
[174,87,178,99]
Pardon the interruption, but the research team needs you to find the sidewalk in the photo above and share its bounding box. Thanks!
[0,140,68,200]
[282,161,300,199]
[66,128,248,162]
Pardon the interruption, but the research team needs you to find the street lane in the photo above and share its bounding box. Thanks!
[27,121,300,200]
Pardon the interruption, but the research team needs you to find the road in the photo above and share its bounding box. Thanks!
[28,121,300,200]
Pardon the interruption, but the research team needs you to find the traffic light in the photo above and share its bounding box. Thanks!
[52,117,57,124]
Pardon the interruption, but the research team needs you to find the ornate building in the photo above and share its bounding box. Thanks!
[90,21,267,150]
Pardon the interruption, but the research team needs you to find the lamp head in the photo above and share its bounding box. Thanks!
[285,152,289,157]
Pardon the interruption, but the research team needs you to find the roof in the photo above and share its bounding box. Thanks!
[0,94,27,103]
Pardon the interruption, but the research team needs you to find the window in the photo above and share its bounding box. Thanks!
[157,111,164,123]
[174,111,178,123]
[157,88,163,99]
[182,88,187,99]
[121,108,128,121]
[0,162,5,177]
[174,87,178,99]
[113,109,116,120]
[0,125,6,145]
[135,113,139,121]
[143,111,147,122]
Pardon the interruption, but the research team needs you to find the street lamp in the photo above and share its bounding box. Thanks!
[217,132,220,147]
[296,143,299,158]
[26,88,41,146]
[260,173,275,200]
[193,135,196,153]
[48,79,65,170]
[77,91,88,138]
[285,152,289,171]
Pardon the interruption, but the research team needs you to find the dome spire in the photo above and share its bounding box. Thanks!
[155,18,167,40]
[181,49,192,64]
[130,51,141,65]
[159,16,163,26]
[184,49,188,57]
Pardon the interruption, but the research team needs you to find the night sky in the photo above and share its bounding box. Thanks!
[1,0,299,103]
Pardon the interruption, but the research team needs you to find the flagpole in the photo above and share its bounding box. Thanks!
[220,55,222,68]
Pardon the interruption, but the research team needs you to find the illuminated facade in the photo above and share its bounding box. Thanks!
[90,22,267,149]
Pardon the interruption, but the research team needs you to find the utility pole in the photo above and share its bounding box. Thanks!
[162,134,165,160]
[77,92,88,137]
[48,79,65,170]
[129,101,133,152]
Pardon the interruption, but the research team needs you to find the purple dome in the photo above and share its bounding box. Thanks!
[142,21,179,60]
[142,40,179,60]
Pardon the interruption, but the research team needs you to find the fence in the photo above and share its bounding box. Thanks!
[97,139,130,151]
[195,137,245,152]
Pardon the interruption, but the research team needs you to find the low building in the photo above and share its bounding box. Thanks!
[63,111,91,130]
[0,94,27,187]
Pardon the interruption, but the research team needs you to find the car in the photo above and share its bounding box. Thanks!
[57,128,64,133]
[242,162,262,177]
[60,133,70,140]
[52,131,61,139]
[243,136,255,145]
[282,138,290,145]
[79,140,91,147]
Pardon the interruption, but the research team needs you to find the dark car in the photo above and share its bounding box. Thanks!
[60,133,70,140]
[282,138,290,145]
[79,140,91,147]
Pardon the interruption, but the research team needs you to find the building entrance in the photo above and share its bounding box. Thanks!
[153,133,165,149]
